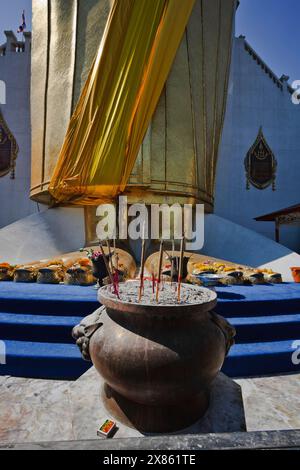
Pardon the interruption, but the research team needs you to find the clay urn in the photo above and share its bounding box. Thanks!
[73,281,235,432]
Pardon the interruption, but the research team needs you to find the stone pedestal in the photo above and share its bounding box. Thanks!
[69,367,246,439]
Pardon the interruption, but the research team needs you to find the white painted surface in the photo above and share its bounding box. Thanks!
[0,32,37,228]
[0,207,85,264]
[215,37,300,253]
[203,214,300,281]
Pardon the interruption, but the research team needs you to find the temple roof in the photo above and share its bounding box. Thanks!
[255,204,300,222]
[239,36,295,95]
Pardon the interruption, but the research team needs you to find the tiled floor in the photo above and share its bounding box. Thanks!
[0,376,73,443]
[235,374,300,431]
[0,369,299,445]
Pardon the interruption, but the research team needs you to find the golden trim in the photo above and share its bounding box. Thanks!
[41,0,50,185]
[186,28,199,191]
[200,0,207,192]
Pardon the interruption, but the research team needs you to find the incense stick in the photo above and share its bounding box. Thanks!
[115,251,119,273]
[106,239,114,274]
[112,238,118,269]
[112,238,120,295]
[177,237,185,302]
[171,239,175,285]
[138,235,146,302]
[107,239,120,297]
[99,240,115,290]
[156,240,164,302]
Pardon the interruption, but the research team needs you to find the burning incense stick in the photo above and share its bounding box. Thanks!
[177,237,185,302]
[152,271,155,294]
[107,238,120,297]
[138,231,146,302]
[156,240,164,302]
[113,269,119,297]
[112,238,117,268]
[112,238,120,294]
[171,239,175,285]
[106,239,114,274]
[112,238,120,275]
[115,251,119,273]
[99,240,115,292]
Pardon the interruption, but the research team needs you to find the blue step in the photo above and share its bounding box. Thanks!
[0,340,91,380]
[215,283,300,317]
[223,339,300,377]
[0,281,300,380]
[229,313,300,343]
[0,313,82,343]
[0,282,98,316]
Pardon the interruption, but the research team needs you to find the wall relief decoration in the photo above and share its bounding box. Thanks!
[0,109,19,179]
[245,127,277,191]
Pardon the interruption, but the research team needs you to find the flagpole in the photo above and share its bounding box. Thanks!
[17,10,26,43]
[23,10,25,42]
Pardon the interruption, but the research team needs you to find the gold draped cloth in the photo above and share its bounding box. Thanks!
[49,0,196,205]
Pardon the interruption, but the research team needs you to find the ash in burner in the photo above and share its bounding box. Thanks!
[102,281,214,306]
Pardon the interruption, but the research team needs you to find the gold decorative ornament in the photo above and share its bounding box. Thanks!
[245,126,277,191]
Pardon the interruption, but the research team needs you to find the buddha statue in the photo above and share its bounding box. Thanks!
[30,0,237,245]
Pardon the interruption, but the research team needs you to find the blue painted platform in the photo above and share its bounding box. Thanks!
[0,282,299,379]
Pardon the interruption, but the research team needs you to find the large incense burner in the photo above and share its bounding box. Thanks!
[73,280,235,432]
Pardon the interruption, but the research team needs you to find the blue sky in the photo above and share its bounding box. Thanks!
[0,0,299,83]
[0,0,31,44]
[236,0,300,83]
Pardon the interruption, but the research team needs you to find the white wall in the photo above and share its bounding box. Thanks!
[0,207,85,264]
[215,37,300,253]
[0,32,37,229]
[203,214,300,282]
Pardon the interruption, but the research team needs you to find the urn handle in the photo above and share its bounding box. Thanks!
[72,306,105,361]
[210,311,236,356]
